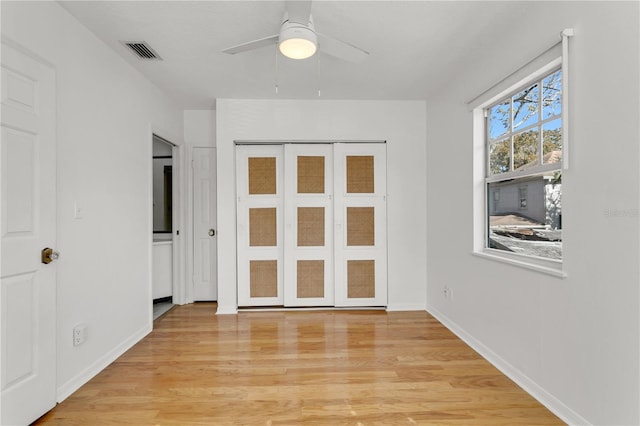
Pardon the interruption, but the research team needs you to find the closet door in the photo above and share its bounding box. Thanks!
[236,145,284,306]
[283,144,334,306]
[334,143,387,307]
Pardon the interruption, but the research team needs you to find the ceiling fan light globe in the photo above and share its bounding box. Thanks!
[279,24,317,59]
[279,38,317,59]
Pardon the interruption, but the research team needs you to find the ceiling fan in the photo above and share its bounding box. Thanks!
[222,0,369,63]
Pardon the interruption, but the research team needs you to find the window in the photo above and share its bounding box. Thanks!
[491,189,500,213]
[485,68,563,262]
[519,186,527,209]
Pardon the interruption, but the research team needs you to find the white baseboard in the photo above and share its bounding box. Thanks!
[386,303,426,312]
[426,305,590,426]
[56,322,152,402]
[216,304,425,315]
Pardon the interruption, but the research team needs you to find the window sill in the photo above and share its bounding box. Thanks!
[473,248,567,278]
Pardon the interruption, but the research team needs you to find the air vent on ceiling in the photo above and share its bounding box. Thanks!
[121,41,162,60]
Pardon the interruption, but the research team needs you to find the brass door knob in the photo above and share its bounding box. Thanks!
[41,247,59,264]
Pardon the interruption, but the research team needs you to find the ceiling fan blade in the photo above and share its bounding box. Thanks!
[222,35,279,55]
[286,0,312,24]
[317,33,369,63]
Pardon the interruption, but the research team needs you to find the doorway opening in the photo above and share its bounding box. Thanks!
[152,135,176,319]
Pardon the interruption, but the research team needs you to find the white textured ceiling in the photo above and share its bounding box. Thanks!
[59,1,530,109]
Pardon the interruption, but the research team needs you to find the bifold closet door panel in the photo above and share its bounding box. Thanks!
[283,145,334,306]
[334,143,387,307]
[236,145,284,306]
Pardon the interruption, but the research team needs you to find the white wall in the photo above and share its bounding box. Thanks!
[216,100,427,314]
[1,1,183,401]
[153,137,173,156]
[426,2,639,425]
[184,110,216,148]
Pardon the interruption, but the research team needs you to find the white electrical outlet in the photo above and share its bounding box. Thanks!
[73,324,87,346]
[443,286,454,301]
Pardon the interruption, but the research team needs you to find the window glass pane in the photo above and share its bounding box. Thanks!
[489,100,510,140]
[543,70,562,119]
[513,129,539,170]
[513,83,539,131]
[489,138,511,175]
[484,68,564,264]
[487,173,562,260]
[543,119,562,164]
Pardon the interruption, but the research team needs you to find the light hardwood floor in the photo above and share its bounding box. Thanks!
[36,303,563,425]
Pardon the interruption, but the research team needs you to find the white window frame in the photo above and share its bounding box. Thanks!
[485,66,563,182]
[472,57,567,278]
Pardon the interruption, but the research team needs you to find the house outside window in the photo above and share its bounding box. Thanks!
[485,68,563,262]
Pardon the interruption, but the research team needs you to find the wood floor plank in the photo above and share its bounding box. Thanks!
[35,303,563,425]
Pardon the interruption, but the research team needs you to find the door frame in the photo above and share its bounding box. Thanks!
[149,129,186,312]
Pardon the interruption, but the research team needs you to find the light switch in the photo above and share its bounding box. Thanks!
[74,201,84,219]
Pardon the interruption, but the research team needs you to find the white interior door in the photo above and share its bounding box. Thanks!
[334,143,387,307]
[283,144,334,306]
[192,147,217,301]
[1,42,57,425]
[236,145,284,306]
